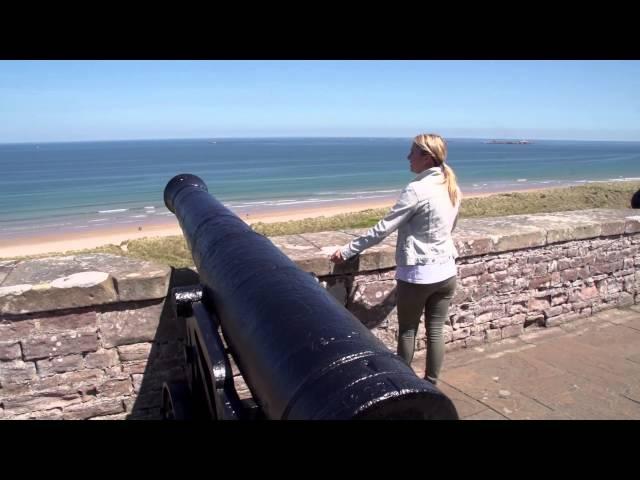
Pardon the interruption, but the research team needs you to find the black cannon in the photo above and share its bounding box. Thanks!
[161,173,459,420]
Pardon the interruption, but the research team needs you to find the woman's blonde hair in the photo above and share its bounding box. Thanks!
[413,133,461,207]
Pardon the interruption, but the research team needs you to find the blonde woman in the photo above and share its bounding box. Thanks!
[330,133,461,385]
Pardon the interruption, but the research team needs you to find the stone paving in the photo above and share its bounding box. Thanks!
[411,306,640,419]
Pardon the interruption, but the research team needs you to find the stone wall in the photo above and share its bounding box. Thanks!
[0,255,184,420]
[271,209,640,352]
[1,208,639,419]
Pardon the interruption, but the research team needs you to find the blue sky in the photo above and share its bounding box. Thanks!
[1,60,639,142]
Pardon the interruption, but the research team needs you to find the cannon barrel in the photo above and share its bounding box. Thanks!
[164,173,458,420]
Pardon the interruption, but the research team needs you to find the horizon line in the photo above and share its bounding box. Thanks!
[2,135,640,146]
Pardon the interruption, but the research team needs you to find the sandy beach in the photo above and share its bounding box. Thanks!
[0,186,557,259]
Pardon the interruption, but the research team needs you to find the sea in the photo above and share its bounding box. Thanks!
[1,137,639,240]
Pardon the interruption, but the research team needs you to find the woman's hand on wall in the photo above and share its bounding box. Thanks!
[330,249,345,264]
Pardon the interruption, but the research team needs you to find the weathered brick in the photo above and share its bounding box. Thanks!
[121,360,147,375]
[551,293,568,306]
[475,312,493,323]
[36,354,84,376]
[11,408,64,420]
[561,269,578,282]
[528,297,551,311]
[529,276,551,289]
[459,263,487,278]
[96,378,133,398]
[0,359,37,385]
[131,373,144,393]
[544,306,564,318]
[494,271,509,283]
[62,398,125,420]
[461,275,478,287]
[0,319,38,343]
[0,341,21,361]
[557,258,572,271]
[604,251,623,262]
[591,261,624,275]
[546,312,581,327]
[97,302,164,348]
[36,311,97,334]
[566,248,580,258]
[22,329,98,360]
[2,393,82,416]
[25,368,105,397]
[570,285,599,302]
[485,329,502,342]
[89,412,128,420]
[577,267,590,279]
[487,259,509,273]
[84,348,120,369]
[116,343,153,362]
[509,303,528,315]
[533,264,548,276]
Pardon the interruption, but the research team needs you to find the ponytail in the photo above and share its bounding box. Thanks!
[442,164,461,207]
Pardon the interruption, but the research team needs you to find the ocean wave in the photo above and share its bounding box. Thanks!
[1,222,74,232]
[608,177,640,182]
[227,190,399,209]
[230,194,392,209]
[88,219,109,223]
[345,189,400,195]
[130,215,147,219]
[98,208,128,214]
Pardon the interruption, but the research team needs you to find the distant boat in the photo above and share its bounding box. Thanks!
[484,139,531,144]
[208,140,217,144]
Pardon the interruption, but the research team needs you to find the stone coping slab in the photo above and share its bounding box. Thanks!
[274,209,640,275]
[0,254,170,316]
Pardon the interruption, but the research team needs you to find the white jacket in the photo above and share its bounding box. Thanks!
[340,167,460,266]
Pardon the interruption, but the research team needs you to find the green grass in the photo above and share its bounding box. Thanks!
[13,181,640,268]
[251,181,640,236]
